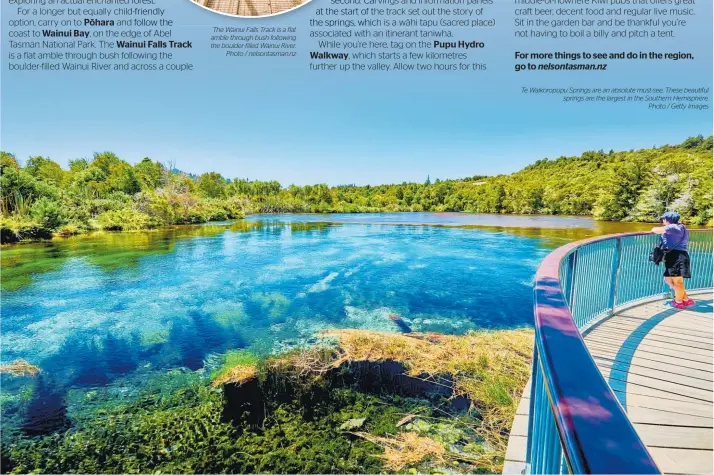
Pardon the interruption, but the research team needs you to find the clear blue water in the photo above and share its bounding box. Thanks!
[1,213,650,433]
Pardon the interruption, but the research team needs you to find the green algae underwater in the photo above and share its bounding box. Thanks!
[2,328,533,474]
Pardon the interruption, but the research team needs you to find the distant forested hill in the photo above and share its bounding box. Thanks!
[1,136,711,242]
[457,135,712,223]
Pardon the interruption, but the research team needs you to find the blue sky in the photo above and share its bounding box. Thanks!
[2,0,711,185]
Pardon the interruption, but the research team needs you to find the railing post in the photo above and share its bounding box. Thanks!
[607,237,622,315]
[566,250,578,310]
[525,347,538,471]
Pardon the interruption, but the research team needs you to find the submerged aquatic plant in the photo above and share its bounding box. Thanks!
[3,373,391,474]
[4,329,532,474]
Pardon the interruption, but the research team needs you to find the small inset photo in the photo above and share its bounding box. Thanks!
[191,0,307,17]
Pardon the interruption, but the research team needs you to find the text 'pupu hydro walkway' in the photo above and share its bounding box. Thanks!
[505,230,713,475]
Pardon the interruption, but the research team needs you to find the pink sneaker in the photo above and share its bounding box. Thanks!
[671,300,686,310]
[683,299,695,307]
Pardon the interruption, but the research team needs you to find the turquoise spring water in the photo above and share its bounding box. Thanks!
[1,213,652,434]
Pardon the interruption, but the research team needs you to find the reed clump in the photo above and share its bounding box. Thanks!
[320,329,533,469]
[213,328,534,472]
[351,431,447,471]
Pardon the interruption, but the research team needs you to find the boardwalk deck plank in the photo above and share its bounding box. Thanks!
[504,295,713,475]
[593,357,714,389]
[611,306,711,323]
[632,424,713,450]
[586,325,714,351]
[509,414,528,437]
[599,313,713,334]
[605,375,711,404]
[584,335,713,363]
[589,350,714,380]
[598,367,713,402]
[648,447,714,474]
[587,320,714,344]
[614,391,714,418]
[625,405,713,428]
[516,395,529,416]
[585,341,714,372]
[614,312,712,332]
[504,434,527,463]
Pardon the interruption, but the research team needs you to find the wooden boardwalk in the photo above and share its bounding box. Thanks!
[504,294,713,475]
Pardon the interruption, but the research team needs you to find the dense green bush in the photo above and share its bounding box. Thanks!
[96,208,158,231]
[30,197,66,230]
[1,136,711,243]
[0,215,53,243]
[0,152,248,242]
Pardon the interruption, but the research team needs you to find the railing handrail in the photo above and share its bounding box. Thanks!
[531,229,711,474]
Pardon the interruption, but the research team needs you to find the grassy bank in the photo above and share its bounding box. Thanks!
[2,328,533,474]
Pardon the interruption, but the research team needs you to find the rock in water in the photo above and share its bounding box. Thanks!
[388,314,412,333]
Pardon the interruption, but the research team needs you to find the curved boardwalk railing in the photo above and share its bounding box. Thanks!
[527,229,713,474]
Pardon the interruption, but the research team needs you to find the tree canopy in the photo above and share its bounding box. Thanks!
[1,136,711,243]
